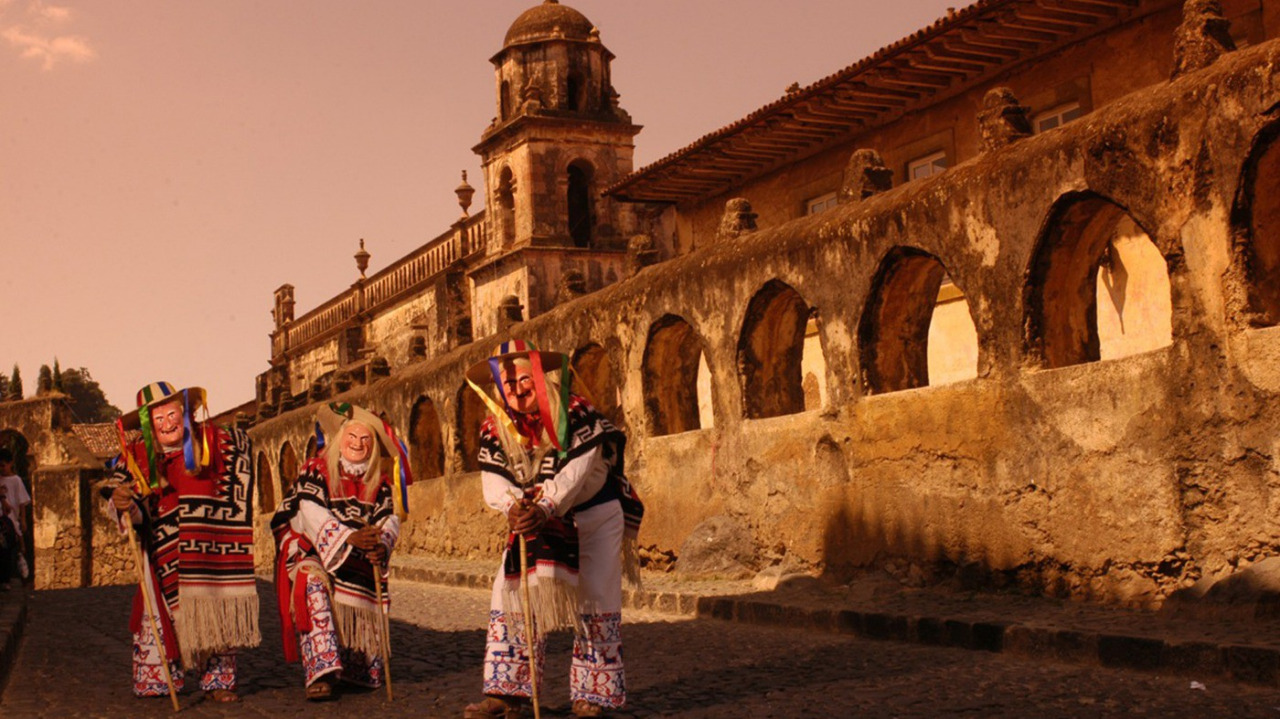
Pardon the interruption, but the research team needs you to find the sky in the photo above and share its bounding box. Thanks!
[2,0,961,415]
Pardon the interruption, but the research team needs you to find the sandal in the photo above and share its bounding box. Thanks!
[572,700,608,717]
[464,695,530,718]
[206,688,240,703]
[306,677,336,702]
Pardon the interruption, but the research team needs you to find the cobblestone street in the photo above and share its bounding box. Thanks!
[2,580,1280,718]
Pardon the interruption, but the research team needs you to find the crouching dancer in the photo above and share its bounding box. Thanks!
[463,340,644,719]
[105,381,260,704]
[271,401,410,701]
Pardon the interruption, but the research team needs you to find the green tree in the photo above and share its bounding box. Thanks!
[60,367,122,423]
[53,358,63,392]
[37,364,53,394]
[9,365,23,400]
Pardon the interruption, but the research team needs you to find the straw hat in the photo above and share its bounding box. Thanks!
[465,339,564,386]
[119,381,206,431]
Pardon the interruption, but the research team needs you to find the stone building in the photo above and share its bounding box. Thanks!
[12,0,1280,605]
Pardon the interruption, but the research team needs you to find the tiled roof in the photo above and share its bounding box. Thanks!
[605,0,1151,203]
[71,423,121,458]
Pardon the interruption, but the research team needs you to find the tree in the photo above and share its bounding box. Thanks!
[60,367,122,423]
[53,358,63,392]
[0,374,8,401]
[9,365,22,400]
[37,364,53,394]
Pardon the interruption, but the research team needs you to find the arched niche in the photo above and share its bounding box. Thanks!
[738,280,819,418]
[859,248,978,393]
[410,395,445,480]
[256,450,275,512]
[643,315,711,436]
[572,343,622,428]
[1024,192,1172,368]
[278,442,298,495]
[456,384,487,473]
[1234,123,1280,326]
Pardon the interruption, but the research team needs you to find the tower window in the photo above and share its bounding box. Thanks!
[568,161,593,247]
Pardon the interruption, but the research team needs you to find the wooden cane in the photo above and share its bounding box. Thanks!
[125,521,181,712]
[518,532,541,719]
[372,561,393,701]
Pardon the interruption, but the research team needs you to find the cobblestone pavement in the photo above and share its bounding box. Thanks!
[4,580,1280,718]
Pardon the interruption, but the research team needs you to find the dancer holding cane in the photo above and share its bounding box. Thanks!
[271,401,411,702]
[105,381,259,705]
[464,340,644,719]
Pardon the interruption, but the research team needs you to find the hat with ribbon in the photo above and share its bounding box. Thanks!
[465,339,573,454]
[114,381,212,495]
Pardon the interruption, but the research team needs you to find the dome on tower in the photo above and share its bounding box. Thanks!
[503,1,596,48]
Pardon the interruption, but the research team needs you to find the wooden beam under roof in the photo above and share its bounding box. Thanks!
[958,28,1041,53]
[1021,4,1105,24]
[941,36,1023,61]
[1008,7,1094,30]
[1038,0,1122,17]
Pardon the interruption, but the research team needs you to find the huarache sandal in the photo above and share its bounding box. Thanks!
[464,695,530,718]
[306,676,336,702]
[206,688,240,703]
[572,699,608,717]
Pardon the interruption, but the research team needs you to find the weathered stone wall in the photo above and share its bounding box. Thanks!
[287,337,340,398]
[368,289,440,371]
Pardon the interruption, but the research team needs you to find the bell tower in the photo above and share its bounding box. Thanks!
[469,1,642,336]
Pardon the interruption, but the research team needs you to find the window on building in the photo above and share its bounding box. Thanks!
[806,192,838,215]
[908,150,948,181]
[1034,102,1083,134]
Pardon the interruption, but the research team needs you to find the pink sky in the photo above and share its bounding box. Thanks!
[2,0,960,415]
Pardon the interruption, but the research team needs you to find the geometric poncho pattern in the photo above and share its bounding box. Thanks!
[110,424,260,667]
[479,394,644,630]
[270,458,395,663]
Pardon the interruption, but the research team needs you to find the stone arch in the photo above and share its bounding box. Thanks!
[0,428,32,483]
[410,395,445,480]
[278,441,298,494]
[568,159,594,248]
[572,342,622,428]
[1233,121,1280,327]
[738,280,818,418]
[497,167,516,248]
[859,248,978,394]
[1024,192,1172,368]
[256,450,275,512]
[455,384,486,473]
[643,314,711,436]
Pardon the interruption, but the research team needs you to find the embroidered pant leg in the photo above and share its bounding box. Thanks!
[571,500,626,709]
[198,653,237,692]
[299,574,343,686]
[482,553,547,698]
[132,613,185,697]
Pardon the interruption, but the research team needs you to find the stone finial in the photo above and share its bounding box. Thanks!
[555,270,588,306]
[717,198,758,241]
[455,170,475,217]
[354,238,370,278]
[1172,0,1236,79]
[838,149,893,204]
[626,234,660,276]
[497,294,525,331]
[978,87,1032,152]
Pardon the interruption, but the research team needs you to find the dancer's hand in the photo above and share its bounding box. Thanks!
[347,525,381,551]
[507,501,548,536]
[111,483,135,511]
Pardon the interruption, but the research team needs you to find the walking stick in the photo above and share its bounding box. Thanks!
[125,521,181,712]
[372,561,393,701]
[518,531,541,719]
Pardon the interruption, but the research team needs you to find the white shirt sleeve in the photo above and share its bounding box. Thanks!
[537,445,607,516]
[483,470,520,514]
[290,499,354,572]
